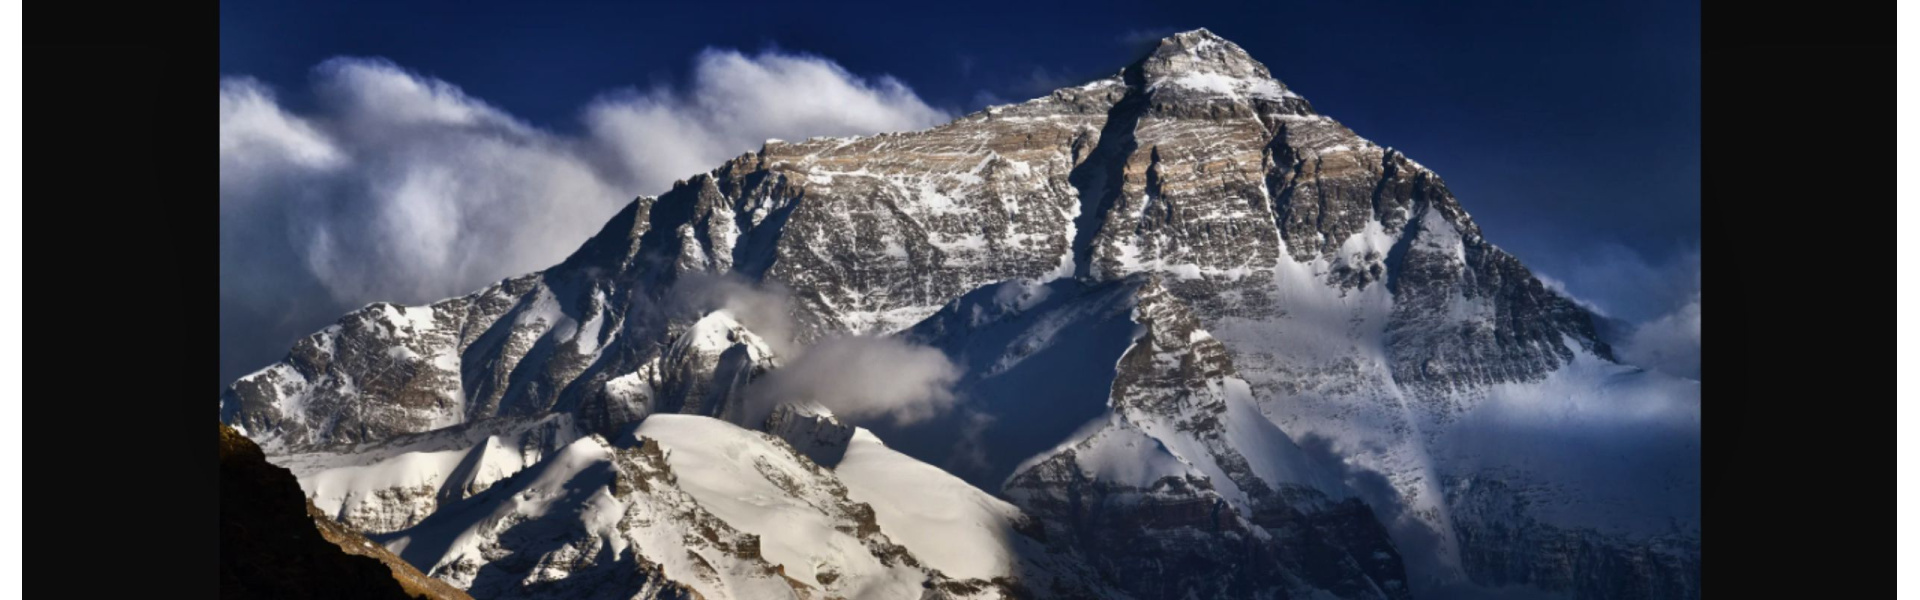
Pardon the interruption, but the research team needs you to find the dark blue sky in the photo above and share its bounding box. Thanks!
[220,0,1699,322]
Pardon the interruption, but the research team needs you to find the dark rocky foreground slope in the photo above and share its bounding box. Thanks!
[219,423,470,600]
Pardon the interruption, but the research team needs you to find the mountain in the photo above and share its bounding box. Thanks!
[370,416,1115,599]
[220,28,1700,599]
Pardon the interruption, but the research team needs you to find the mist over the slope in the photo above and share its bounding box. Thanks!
[648,273,965,428]
[1617,293,1701,381]
[745,335,963,427]
[656,272,803,358]
[1535,246,1701,380]
[1298,355,1700,599]
[218,51,951,389]
[1295,433,1464,597]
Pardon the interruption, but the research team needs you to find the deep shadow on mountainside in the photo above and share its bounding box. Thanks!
[219,423,472,600]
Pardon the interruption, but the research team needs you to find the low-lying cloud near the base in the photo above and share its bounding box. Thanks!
[218,51,950,388]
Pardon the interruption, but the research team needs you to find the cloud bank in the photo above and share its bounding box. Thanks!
[218,50,951,388]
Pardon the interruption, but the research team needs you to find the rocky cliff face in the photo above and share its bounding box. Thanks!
[1002,275,1410,599]
[1445,475,1702,599]
[221,28,1698,599]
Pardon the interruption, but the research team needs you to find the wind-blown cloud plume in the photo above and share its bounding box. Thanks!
[644,272,963,427]
[747,335,963,427]
[654,272,801,357]
[1535,245,1701,380]
[218,51,951,388]
[1618,293,1701,381]
[584,49,949,193]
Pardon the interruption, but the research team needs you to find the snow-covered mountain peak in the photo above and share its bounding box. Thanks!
[1134,28,1299,104]
[676,309,777,364]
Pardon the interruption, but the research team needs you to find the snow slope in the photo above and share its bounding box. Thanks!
[371,413,1092,599]
[634,415,929,599]
[272,413,584,534]
[834,427,1027,581]
[375,433,802,599]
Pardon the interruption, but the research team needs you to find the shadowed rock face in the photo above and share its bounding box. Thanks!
[219,423,467,600]
[1000,276,1410,599]
[220,27,1693,600]
[1445,475,1702,599]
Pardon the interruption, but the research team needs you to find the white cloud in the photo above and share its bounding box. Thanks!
[1116,27,1180,47]
[1619,294,1701,381]
[747,335,963,427]
[1533,272,1611,319]
[658,272,800,357]
[1534,244,1698,323]
[584,48,948,193]
[1531,245,1700,380]
[218,50,951,387]
[218,79,343,194]
[655,273,962,427]
[312,57,529,133]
